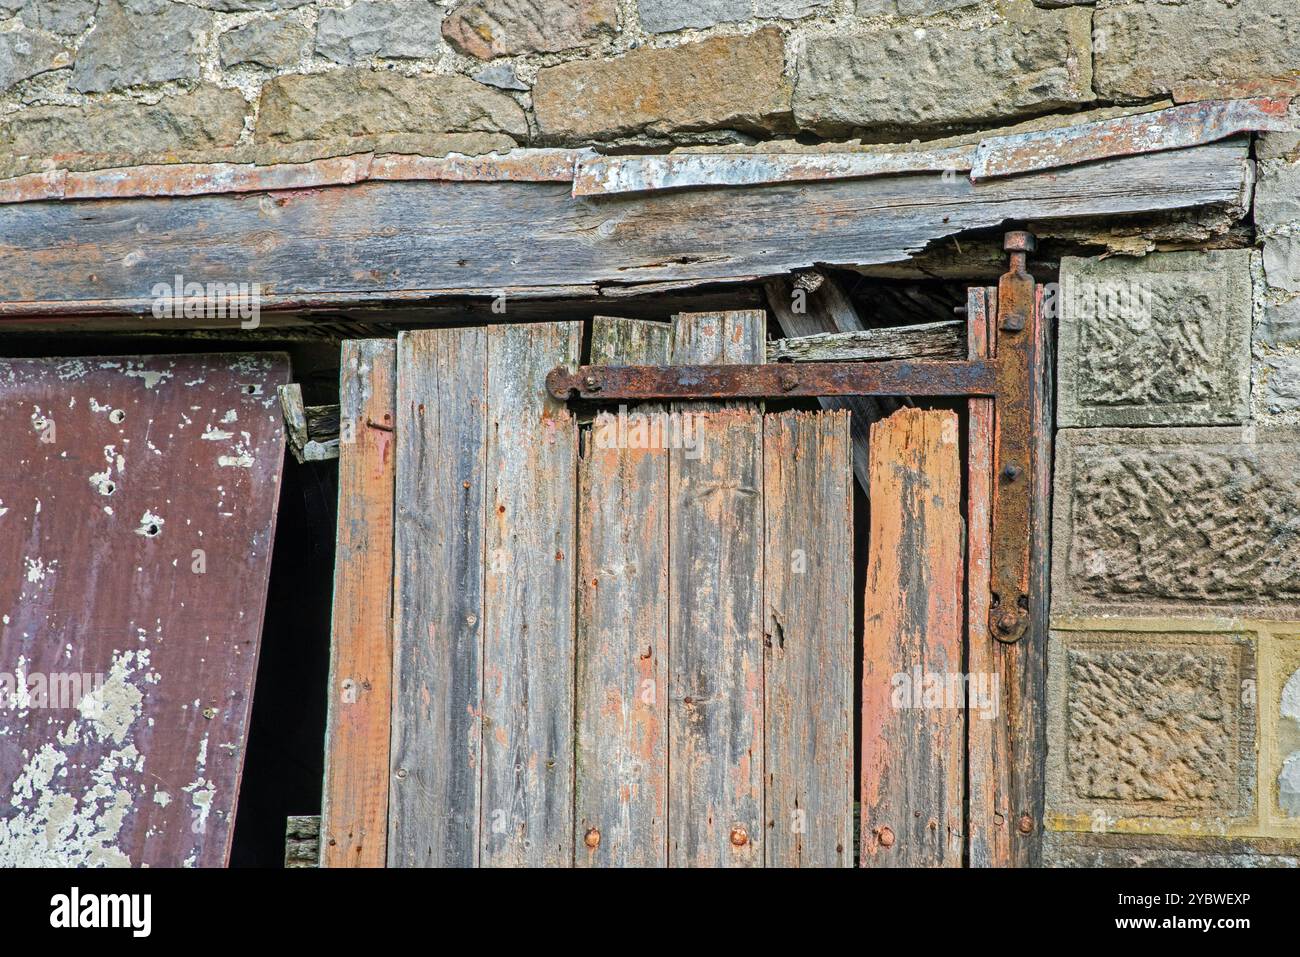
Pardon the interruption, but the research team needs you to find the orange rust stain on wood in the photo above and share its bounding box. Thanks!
[861,407,964,868]
[322,340,396,869]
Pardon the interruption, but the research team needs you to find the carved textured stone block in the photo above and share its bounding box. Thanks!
[1057,251,1252,427]
[1047,630,1256,824]
[1052,427,1300,619]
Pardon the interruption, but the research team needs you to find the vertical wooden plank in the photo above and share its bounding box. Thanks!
[389,327,486,867]
[322,340,396,868]
[860,407,964,867]
[965,289,1012,868]
[763,410,854,867]
[668,310,766,867]
[576,317,671,867]
[480,321,581,867]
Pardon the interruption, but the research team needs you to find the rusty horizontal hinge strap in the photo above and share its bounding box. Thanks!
[547,358,996,401]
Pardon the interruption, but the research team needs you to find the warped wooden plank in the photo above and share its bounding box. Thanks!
[389,327,486,867]
[0,354,288,867]
[763,273,885,495]
[668,311,766,867]
[964,288,1012,868]
[0,142,1250,310]
[576,317,671,867]
[763,410,854,867]
[861,408,964,867]
[321,340,396,868]
[480,321,581,867]
[767,320,964,363]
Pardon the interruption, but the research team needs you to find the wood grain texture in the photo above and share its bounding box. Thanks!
[668,311,766,867]
[767,321,964,363]
[480,321,582,867]
[762,410,854,867]
[763,274,885,495]
[389,327,486,867]
[860,408,965,867]
[321,339,396,868]
[0,142,1249,310]
[964,288,1012,868]
[576,317,671,867]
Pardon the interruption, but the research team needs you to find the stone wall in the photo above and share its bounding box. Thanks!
[2,0,1299,179]
[1045,139,1300,863]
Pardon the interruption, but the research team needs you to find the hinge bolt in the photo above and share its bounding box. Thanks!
[877,826,895,848]
[779,372,799,392]
[582,375,600,392]
[1018,814,1035,835]
[1001,463,1022,483]
[584,827,601,849]
[730,825,749,847]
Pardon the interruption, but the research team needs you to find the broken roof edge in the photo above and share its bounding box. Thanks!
[0,96,1289,207]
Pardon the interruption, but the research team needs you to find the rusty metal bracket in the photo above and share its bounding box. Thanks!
[546,231,1044,643]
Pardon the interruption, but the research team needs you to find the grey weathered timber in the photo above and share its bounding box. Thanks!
[480,322,582,867]
[763,410,855,867]
[389,328,486,867]
[767,320,964,363]
[668,311,766,867]
[0,142,1251,311]
[576,317,672,867]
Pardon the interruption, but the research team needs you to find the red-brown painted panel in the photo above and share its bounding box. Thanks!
[0,353,288,867]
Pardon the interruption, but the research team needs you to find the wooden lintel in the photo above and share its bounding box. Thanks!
[0,141,1250,318]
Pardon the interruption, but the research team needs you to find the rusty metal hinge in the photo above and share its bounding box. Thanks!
[546,231,1044,643]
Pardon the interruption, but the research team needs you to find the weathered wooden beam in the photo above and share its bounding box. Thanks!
[0,141,1251,313]
[767,320,964,363]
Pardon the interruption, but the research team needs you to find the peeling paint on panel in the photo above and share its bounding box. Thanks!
[0,353,289,867]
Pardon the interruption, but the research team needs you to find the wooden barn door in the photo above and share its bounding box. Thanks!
[322,291,1049,867]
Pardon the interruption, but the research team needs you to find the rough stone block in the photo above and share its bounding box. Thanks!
[443,0,615,58]
[1256,160,1300,230]
[255,69,526,158]
[1045,832,1300,868]
[71,0,210,93]
[1047,630,1256,826]
[533,28,793,142]
[0,85,247,176]
[187,0,312,8]
[754,0,832,18]
[793,4,1092,135]
[1057,251,1252,427]
[1258,297,1300,347]
[1268,635,1300,823]
[0,28,71,93]
[18,0,97,35]
[316,0,444,64]
[639,0,748,33]
[1264,236,1300,296]
[219,17,311,68]
[1260,354,1300,414]
[1094,0,1300,102]
[1052,427,1300,619]
[856,0,981,13]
